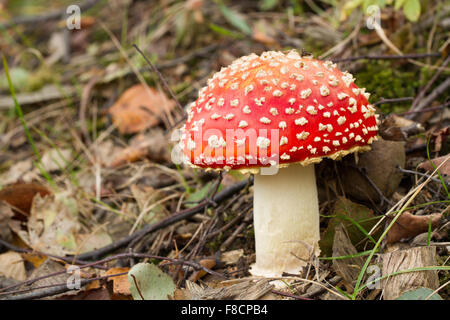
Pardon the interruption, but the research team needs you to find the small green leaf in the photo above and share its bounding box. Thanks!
[216,1,252,35]
[261,0,278,11]
[185,182,213,207]
[319,197,379,257]
[0,67,29,91]
[394,0,406,10]
[128,263,176,300]
[209,23,243,39]
[403,0,420,22]
[396,287,443,300]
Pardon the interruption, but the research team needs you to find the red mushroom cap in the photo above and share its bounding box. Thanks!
[180,50,379,172]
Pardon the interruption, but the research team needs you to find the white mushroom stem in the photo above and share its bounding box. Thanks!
[250,164,320,277]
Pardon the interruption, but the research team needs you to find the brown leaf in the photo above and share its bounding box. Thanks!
[430,127,449,152]
[188,258,216,282]
[386,212,442,244]
[105,267,130,296]
[0,251,27,281]
[109,129,170,168]
[379,114,424,141]
[108,84,175,134]
[417,155,450,176]
[332,223,364,290]
[0,183,51,219]
[0,159,32,185]
[0,201,14,242]
[27,193,82,256]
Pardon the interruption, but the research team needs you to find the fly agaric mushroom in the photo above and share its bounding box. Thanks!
[178,50,379,277]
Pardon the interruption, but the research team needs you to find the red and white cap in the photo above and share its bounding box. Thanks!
[179,50,379,172]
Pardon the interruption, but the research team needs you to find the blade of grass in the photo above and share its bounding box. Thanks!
[351,157,450,299]
[319,250,374,261]
[359,266,450,293]
[2,54,55,188]
[427,217,432,246]
[426,134,449,198]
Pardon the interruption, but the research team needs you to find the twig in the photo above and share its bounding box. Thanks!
[271,289,313,300]
[1,252,226,299]
[347,164,393,207]
[68,178,252,261]
[373,97,414,106]
[409,77,450,117]
[397,166,449,186]
[133,44,185,115]
[397,101,450,116]
[130,274,145,300]
[1,272,128,300]
[147,43,223,70]
[220,210,253,251]
[409,55,450,112]
[302,276,342,299]
[331,52,442,63]
[0,238,100,268]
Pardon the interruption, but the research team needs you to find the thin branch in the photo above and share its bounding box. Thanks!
[331,52,442,63]
[398,101,450,116]
[130,274,145,300]
[133,44,185,115]
[410,55,450,112]
[373,97,414,106]
[68,178,252,261]
[271,289,313,300]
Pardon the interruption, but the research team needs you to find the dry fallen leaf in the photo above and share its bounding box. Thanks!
[221,249,244,265]
[106,267,131,296]
[188,258,216,282]
[40,148,72,172]
[109,129,170,168]
[379,114,424,141]
[0,159,33,185]
[430,127,449,152]
[386,212,442,244]
[0,251,27,281]
[0,183,51,218]
[417,156,450,177]
[26,192,82,256]
[332,223,364,290]
[0,201,14,242]
[108,84,175,134]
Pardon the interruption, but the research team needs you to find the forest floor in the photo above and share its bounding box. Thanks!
[0,0,449,300]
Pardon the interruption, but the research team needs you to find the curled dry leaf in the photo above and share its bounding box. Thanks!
[319,197,377,257]
[417,155,450,177]
[105,267,131,296]
[109,129,170,168]
[386,211,442,244]
[340,138,405,203]
[188,258,216,282]
[221,249,244,265]
[0,159,32,185]
[379,114,424,141]
[0,251,27,281]
[332,223,364,290]
[429,127,449,152]
[0,201,14,242]
[0,183,51,218]
[108,84,175,134]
